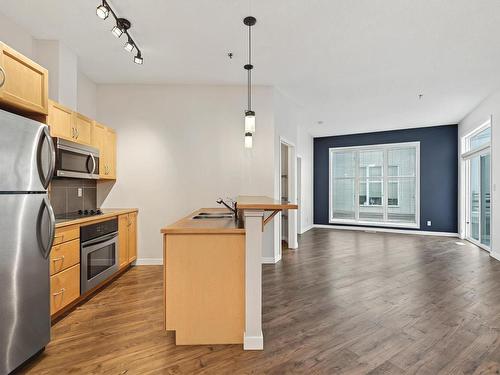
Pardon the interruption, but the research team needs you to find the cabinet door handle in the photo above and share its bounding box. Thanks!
[52,256,65,262]
[0,66,6,88]
[52,288,65,297]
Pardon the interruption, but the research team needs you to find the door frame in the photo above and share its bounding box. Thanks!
[278,137,298,252]
[297,155,302,235]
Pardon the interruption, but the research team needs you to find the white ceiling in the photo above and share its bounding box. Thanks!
[2,0,500,136]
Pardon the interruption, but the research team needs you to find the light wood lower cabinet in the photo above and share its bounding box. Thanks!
[50,264,80,315]
[118,212,138,267]
[0,42,48,115]
[50,239,80,276]
[53,225,79,246]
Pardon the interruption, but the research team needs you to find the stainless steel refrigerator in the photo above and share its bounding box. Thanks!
[0,108,56,374]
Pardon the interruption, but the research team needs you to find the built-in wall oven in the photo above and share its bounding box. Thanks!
[53,137,99,179]
[80,218,119,293]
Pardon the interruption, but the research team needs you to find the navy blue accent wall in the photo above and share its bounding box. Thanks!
[314,125,458,233]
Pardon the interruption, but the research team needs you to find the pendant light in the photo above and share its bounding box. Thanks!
[244,16,257,148]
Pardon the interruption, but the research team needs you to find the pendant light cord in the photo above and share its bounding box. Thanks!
[248,23,252,112]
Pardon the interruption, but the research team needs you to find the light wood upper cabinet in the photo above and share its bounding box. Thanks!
[48,99,74,140]
[92,123,116,180]
[105,128,117,179]
[128,212,137,262]
[74,113,92,145]
[0,42,48,115]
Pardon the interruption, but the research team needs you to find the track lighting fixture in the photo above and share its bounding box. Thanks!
[96,1,110,19]
[243,16,257,148]
[96,0,143,65]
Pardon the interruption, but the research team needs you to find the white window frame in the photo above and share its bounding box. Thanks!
[329,141,420,229]
[461,118,492,252]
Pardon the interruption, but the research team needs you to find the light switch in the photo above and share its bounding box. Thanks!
[427,220,432,227]
[78,188,83,197]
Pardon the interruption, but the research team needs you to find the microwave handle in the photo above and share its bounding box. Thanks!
[90,154,97,174]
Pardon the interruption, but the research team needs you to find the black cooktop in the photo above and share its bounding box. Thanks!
[55,209,103,223]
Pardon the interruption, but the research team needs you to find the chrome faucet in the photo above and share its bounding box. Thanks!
[216,198,238,221]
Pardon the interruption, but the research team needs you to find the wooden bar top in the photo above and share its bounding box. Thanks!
[161,208,245,235]
[236,195,298,211]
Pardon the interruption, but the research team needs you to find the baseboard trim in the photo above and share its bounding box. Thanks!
[244,331,264,350]
[135,258,163,265]
[490,252,500,261]
[313,224,459,238]
[262,256,280,264]
[299,224,314,235]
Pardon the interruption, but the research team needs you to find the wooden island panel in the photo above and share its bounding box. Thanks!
[164,233,245,345]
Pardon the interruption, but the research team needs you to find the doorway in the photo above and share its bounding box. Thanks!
[278,138,298,260]
[462,120,492,251]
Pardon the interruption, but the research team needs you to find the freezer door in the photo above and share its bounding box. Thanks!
[0,108,55,192]
[0,193,54,374]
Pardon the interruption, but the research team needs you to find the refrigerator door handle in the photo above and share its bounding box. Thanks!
[37,126,56,189]
[37,197,56,259]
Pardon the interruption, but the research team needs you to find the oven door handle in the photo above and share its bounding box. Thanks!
[82,232,118,248]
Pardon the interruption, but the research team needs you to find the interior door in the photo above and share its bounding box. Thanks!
[466,152,491,250]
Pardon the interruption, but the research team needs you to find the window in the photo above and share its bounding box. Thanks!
[329,142,419,228]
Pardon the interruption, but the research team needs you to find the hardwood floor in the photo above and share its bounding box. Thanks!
[19,229,500,374]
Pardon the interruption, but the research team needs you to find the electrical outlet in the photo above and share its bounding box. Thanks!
[78,188,83,197]
[427,220,432,227]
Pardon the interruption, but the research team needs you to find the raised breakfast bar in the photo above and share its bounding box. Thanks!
[161,196,298,350]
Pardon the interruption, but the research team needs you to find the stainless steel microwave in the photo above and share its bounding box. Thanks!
[53,138,99,179]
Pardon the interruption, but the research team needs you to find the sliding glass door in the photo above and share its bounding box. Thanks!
[329,142,420,228]
[463,122,491,250]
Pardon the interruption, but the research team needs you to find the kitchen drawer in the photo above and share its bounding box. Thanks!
[53,225,79,245]
[50,239,80,276]
[50,264,80,315]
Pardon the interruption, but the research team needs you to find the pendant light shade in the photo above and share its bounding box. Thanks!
[244,132,253,149]
[245,110,256,133]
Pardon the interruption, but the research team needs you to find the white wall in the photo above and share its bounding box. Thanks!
[77,71,97,119]
[459,90,500,258]
[96,84,276,263]
[0,11,34,59]
[273,89,314,258]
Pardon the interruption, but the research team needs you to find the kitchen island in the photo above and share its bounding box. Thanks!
[161,196,297,350]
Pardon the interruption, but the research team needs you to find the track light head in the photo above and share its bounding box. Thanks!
[134,52,143,65]
[96,1,109,19]
[111,25,123,38]
[124,37,135,52]
[111,18,130,38]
